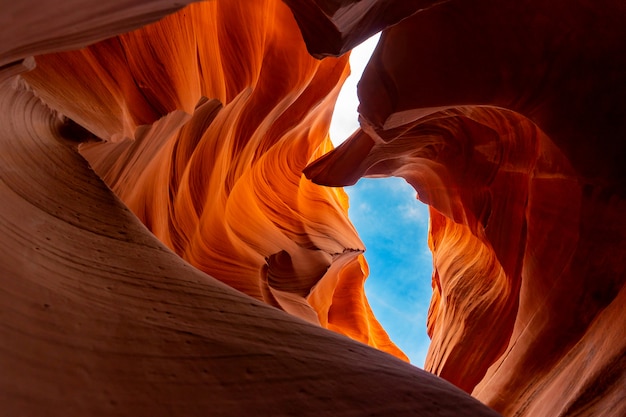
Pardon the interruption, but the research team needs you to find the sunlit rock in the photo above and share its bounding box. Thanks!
[1,0,624,416]
[0,0,503,415]
[0,59,498,416]
[304,0,626,415]
[20,0,408,360]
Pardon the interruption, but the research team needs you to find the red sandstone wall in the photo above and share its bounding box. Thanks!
[1,0,624,416]
[21,0,406,360]
[303,0,626,415]
[0,59,498,417]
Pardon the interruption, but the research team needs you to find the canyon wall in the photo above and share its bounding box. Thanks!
[304,0,626,415]
[0,58,497,417]
[1,0,624,416]
[20,0,406,360]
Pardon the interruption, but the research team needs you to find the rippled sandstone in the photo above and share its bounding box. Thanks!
[304,0,626,415]
[1,0,624,416]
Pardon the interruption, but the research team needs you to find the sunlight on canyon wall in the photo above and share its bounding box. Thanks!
[1,0,625,416]
[21,0,406,360]
[304,0,626,415]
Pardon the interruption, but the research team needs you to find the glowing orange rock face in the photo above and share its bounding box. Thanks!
[22,0,406,360]
[1,0,506,415]
[2,0,625,416]
[308,107,562,392]
[0,61,499,417]
[304,0,626,416]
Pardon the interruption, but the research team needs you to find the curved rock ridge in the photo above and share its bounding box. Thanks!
[303,0,626,415]
[2,0,625,416]
[19,0,406,359]
[281,0,443,58]
[0,0,198,67]
[0,61,501,416]
[307,106,560,391]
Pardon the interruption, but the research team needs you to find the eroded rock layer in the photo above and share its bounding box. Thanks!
[0,58,501,416]
[21,0,405,359]
[1,0,625,416]
[303,0,626,415]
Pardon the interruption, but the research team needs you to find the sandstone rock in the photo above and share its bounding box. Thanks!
[0,63,499,416]
[2,0,624,416]
[304,0,626,415]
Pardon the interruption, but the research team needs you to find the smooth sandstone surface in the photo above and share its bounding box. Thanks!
[1,0,499,416]
[0,61,500,417]
[304,0,626,415]
[1,0,624,416]
[0,0,196,67]
[21,0,405,360]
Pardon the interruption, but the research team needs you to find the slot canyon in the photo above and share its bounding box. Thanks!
[1,0,624,415]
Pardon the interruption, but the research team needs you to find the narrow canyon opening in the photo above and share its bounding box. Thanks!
[347,178,432,365]
[329,34,433,366]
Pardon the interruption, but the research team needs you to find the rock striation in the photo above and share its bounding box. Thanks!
[0,0,504,413]
[304,0,626,415]
[0,61,498,417]
[19,0,406,360]
[1,0,625,416]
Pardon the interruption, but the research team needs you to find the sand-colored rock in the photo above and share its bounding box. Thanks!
[0,61,501,416]
[1,1,502,415]
[0,0,198,67]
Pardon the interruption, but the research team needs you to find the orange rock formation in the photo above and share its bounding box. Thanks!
[304,0,626,415]
[1,0,624,416]
[20,0,405,360]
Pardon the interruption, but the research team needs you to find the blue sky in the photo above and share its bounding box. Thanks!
[328,34,433,366]
[347,178,432,366]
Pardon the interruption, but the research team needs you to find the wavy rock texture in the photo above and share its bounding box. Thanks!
[0,60,501,416]
[0,0,500,415]
[0,0,196,67]
[21,0,405,360]
[304,0,626,416]
[2,0,625,416]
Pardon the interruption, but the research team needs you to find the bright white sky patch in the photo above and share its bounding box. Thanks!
[329,33,381,146]
[327,34,433,367]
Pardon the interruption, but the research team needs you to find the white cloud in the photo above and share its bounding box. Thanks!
[387,177,415,194]
[401,202,428,225]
